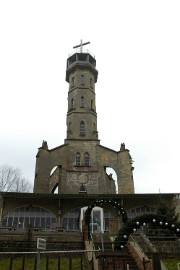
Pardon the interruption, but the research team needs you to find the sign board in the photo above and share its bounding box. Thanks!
[37,238,46,250]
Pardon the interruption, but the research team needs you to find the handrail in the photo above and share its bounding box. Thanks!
[129,235,148,260]
[0,249,100,255]
[130,233,170,270]
[160,260,169,270]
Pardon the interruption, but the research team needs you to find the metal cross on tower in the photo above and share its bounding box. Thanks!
[73,39,90,53]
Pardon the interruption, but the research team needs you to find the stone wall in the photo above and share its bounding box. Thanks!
[34,141,134,195]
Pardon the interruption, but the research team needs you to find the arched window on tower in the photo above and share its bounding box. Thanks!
[71,98,74,109]
[91,100,93,110]
[80,96,84,107]
[80,75,85,86]
[80,121,85,136]
[84,152,90,166]
[90,78,93,89]
[68,122,72,131]
[71,77,74,88]
[75,152,81,166]
[67,122,72,138]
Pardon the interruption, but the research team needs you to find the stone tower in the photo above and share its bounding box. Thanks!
[33,43,135,194]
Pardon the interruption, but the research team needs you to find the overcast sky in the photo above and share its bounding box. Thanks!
[0,1,180,193]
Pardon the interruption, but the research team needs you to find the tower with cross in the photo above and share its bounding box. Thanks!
[33,42,134,195]
[65,41,98,141]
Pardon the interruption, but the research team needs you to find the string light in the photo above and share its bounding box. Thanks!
[117,214,180,249]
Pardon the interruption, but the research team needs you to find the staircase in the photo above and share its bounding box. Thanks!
[132,229,179,256]
[96,248,138,270]
[91,233,139,270]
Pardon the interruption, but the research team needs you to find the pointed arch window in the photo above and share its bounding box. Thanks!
[71,98,74,109]
[80,75,85,86]
[90,78,93,88]
[80,121,85,136]
[71,77,74,88]
[67,122,72,138]
[80,96,84,107]
[68,122,72,131]
[75,152,81,166]
[91,99,93,110]
[84,152,90,166]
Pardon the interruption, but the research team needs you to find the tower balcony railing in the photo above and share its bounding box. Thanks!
[68,48,95,59]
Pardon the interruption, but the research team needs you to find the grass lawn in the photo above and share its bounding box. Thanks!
[0,255,87,270]
[163,258,180,270]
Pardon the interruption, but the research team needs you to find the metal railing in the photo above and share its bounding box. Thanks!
[68,48,95,58]
[0,250,98,270]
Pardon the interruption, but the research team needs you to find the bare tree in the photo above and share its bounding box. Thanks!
[0,165,32,192]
